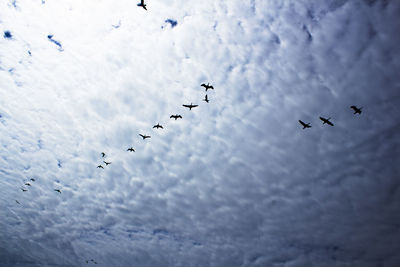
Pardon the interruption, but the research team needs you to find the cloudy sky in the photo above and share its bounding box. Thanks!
[1,0,400,266]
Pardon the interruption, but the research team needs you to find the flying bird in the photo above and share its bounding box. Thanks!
[54,189,61,193]
[182,103,198,110]
[21,188,27,192]
[15,200,20,204]
[201,83,214,91]
[25,183,31,186]
[320,117,334,126]
[153,123,163,129]
[203,94,209,103]
[101,152,106,158]
[350,105,363,114]
[127,147,135,152]
[298,120,311,129]
[103,161,112,166]
[137,0,147,10]
[139,134,151,140]
[30,178,35,182]
[97,165,104,169]
[170,114,182,120]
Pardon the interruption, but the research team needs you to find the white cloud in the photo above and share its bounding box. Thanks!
[1,0,400,266]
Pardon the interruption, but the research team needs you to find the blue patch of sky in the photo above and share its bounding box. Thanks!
[4,31,12,39]
[47,35,63,51]
[37,139,42,149]
[162,19,177,29]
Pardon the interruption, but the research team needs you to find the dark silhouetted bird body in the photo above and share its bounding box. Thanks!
[16,200,20,204]
[137,0,147,10]
[170,114,182,120]
[25,183,31,186]
[320,117,334,126]
[183,103,198,110]
[153,123,163,129]
[127,147,135,152]
[201,83,214,91]
[139,134,151,139]
[30,178,35,182]
[298,120,311,129]
[21,188,27,192]
[97,165,104,169]
[54,189,61,193]
[101,152,106,158]
[103,161,112,166]
[350,106,362,114]
[203,94,209,103]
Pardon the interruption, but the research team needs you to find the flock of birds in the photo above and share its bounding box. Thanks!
[94,83,214,170]
[298,105,363,129]
[17,82,215,194]
[9,1,366,265]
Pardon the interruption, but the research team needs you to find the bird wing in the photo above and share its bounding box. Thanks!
[209,86,214,89]
[192,104,198,107]
[200,84,206,87]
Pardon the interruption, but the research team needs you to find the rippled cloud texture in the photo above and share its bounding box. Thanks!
[1,0,400,266]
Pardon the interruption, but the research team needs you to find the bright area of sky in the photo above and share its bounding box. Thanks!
[1,0,400,266]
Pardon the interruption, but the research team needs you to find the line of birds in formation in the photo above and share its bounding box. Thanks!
[16,83,214,196]
[298,105,363,129]
[95,83,214,169]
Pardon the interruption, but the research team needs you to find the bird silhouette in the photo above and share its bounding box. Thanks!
[153,123,163,129]
[21,188,27,192]
[139,134,151,139]
[15,200,20,204]
[319,117,334,126]
[170,114,182,120]
[54,189,61,193]
[350,106,362,114]
[137,0,147,10]
[298,120,311,129]
[127,147,135,152]
[201,83,214,91]
[30,178,35,182]
[203,94,209,103]
[97,165,104,169]
[101,152,106,158]
[25,183,31,186]
[182,103,198,110]
[103,161,112,166]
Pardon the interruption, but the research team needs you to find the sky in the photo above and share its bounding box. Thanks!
[1,0,400,266]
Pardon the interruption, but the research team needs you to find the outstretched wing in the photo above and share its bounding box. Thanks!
[299,120,306,127]
[200,84,206,88]
[192,104,198,108]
